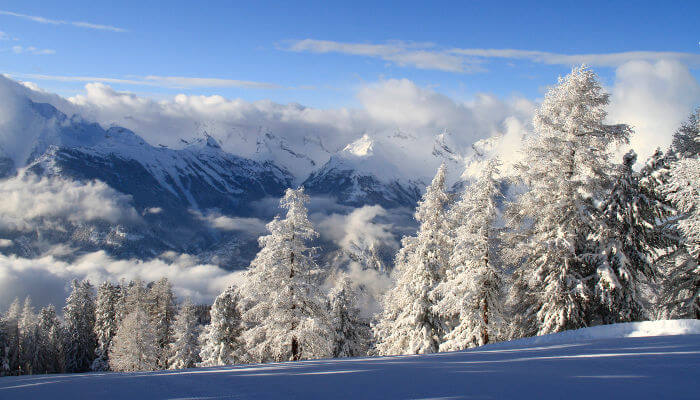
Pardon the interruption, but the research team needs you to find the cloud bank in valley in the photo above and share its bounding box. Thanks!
[0,250,244,313]
[0,171,140,231]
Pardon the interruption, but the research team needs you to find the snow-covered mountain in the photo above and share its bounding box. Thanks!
[0,75,499,266]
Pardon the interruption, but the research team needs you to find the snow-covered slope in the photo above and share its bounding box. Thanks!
[1,320,698,399]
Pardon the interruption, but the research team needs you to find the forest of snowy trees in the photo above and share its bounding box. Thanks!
[0,66,698,375]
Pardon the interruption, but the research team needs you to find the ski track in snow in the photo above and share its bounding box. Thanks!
[1,324,699,399]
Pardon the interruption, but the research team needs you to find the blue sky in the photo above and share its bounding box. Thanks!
[0,0,698,107]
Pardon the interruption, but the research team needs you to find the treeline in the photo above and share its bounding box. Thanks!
[0,66,697,375]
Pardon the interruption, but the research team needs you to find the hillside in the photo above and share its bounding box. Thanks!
[1,320,698,399]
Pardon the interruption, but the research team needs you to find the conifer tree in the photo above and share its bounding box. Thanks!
[3,299,21,375]
[148,278,176,369]
[671,108,699,159]
[661,154,700,318]
[328,276,372,358]
[240,187,333,362]
[92,281,121,371]
[436,159,504,350]
[109,308,158,372]
[506,66,630,336]
[38,305,64,374]
[169,299,201,369]
[199,287,244,366]
[374,164,453,355]
[63,279,97,373]
[594,151,662,322]
[18,297,39,374]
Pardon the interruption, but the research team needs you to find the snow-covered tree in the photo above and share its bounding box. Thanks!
[63,279,96,373]
[436,159,504,350]
[506,66,630,336]
[240,187,333,362]
[328,276,372,358]
[661,155,700,318]
[594,151,663,323]
[37,305,64,374]
[148,278,176,369]
[671,108,699,159]
[18,297,39,375]
[2,299,21,375]
[92,281,121,371]
[109,308,158,372]
[199,286,244,366]
[374,164,453,355]
[169,299,201,370]
[0,314,9,376]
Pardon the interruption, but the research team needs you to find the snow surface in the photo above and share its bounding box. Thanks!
[1,320,698,399]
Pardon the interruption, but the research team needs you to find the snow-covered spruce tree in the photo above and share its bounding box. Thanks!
[435,159,505,350]
[148,278,176,369]
[92,281,121,371]
[199,286,244,366]
[328,276,372,358]
[63,279,97,373]
[0,314,9,376]
[240,187,333,362]
[594,151,664,323]
[109,307,158,372]
[506,66,630,336]
[671,108,699,159]
[18,297,39,375]
[38,305,64,374]
[374,164,453,355]
[2,299,21,375]
[661,154,700,318]
[169,298,201,369]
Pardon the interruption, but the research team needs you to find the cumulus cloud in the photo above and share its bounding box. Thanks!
[0,251,244,312]
[0,9,126,32]
[0,238,12,247]
[0,172,140,231]
[317,205,397,251]
[608,60,700,162]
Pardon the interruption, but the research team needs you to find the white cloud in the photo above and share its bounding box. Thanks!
[0,238,12,247]
[194,210,268,234]
[286,39,481,72]
[0,9,126,32]
[318,205,397,251]
[287,39,700,71]
[11,45,55,55]
[608,60,700,162]
[0,171,140,231]
[450,49,700,68]
[0,251,244,312]
[8,73,279,89]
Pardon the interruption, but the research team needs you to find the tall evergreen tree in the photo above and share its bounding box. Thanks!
[3,299,21,375]
[594,151,663,322]
[148,278,176,369]
[37,305,64,374]
[240,187,333,362]
[506,66,630,336]
[199,287,244,366]
[169,298,201,370]
[328,276,372,358]
[671,108,699,159]
[374,164,453,355]
[63,279,97,373]
[109,308,158,372]
[436,159,504,350]
[661,154,700,318]
[18,297,39,375]
[92,281,121,371]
